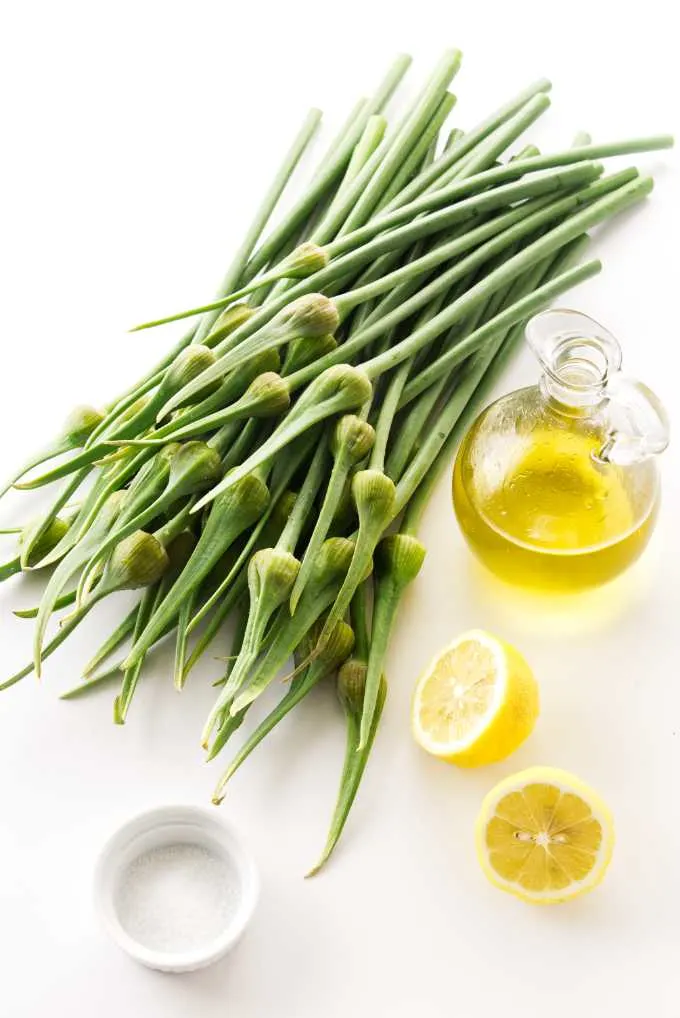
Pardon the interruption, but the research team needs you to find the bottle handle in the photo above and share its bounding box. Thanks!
[596,375,670,466]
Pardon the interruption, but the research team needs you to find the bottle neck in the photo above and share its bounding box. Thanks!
[539,337,610,413]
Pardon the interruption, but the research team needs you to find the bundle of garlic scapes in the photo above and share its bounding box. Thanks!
[0,49,672,873]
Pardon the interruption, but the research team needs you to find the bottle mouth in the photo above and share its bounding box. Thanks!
[546,335,611,393]
[527,309,623,409]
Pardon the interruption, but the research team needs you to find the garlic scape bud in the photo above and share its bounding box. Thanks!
[0,515,72,583]
[290,414,375,612]
[97,530,169,594]
[15,462,92,574]
[0,404,105,499]
[201,547,301,748]
[68,448,176,606]
[33,447,156,573]
[282,333,337,376]
[112,530,196,723]
[75,441,222,607]
[61,405,107,446]
[276,292,340,339]
[201,427,325,716]
[113,372,291,448]
[155,344,219,407]
[307,658,387,877]
[229,536,355,716]
[32,490,128,676]
[278,242,330,280]
[206,303,257,347]
[211,619,354,793]
[191,365,372,513]
[318,469,396,645]
[358,533,426,749]
[130,245,330,334]
[180,487,299,688]
[153,347,282,438]
[157,294,340,422]
[121,471,270,671]
[14,347,216,490]
[186,421,321,667]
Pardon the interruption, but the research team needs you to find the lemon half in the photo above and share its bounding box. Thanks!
[411,629,539,766]
[476,766,615,904]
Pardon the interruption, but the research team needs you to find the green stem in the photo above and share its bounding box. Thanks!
[192,108,323,343]
[122,472,270,669]
[359,172,648,382]
[380,78,552,209]
[173,589,197,690]
[245,55,412,276]
[289,414,374,613]
[82,604,140,676]
[307,669,386,876]
[375,92,456,211]
[229,537,355,715]
[316,51,462,242]
[113,582,162,723]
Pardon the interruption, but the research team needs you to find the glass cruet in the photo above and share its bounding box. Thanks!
[452,309,670,592]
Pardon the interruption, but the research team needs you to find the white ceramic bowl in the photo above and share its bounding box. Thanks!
[94,805,259,972]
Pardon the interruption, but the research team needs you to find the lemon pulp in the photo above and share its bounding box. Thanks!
[476,767,614,903]
[411,630,539,766]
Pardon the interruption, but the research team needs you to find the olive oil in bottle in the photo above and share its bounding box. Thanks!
[453,310,668,593]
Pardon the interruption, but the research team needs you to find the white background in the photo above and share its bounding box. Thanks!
[1,2,679,1015]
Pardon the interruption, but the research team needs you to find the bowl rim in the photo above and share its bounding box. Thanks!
[93,803,259,972]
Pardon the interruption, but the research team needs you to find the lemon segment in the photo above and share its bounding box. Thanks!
[411,630,539,766]
[476,766,614,903]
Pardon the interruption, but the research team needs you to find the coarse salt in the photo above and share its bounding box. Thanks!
[114,842,241,954]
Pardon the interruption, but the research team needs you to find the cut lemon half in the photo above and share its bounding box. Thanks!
[411,629,538,766]
[476,766,614,904]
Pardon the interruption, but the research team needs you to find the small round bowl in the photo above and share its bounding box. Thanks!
[94,805,259,973]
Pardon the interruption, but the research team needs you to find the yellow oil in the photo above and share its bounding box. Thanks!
[453,424,658,593]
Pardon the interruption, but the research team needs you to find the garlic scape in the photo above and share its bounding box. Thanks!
[204,303,257,346]
[13,588,77,620]
[200,547,300,746]
[290,413,375,612]
[191,365,372,513]
[131,244,330,332]
[0,514,72,583]
[112,372,291,448]
[317,468,396,647]
[211,620,354,791]
[16,344,217,489]
[201,437,328,749]
[179,489,298,685]
[75,441,222,606]
[0,404,105,499]
[121,470,270,671]
[82,604,140,677]
[32,491,128,676]
[358,533,425,748]
[307,658,386,877]
[229,536,355,716]
[158,293,341,421]
[282,333,337,375]
[152,345,281,433]
[17,465,91,568]
[113,531,196,722]
[31,448,157,573]
[185,431,314,640]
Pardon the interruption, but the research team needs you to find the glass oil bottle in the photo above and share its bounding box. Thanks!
[453,310,669,592]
